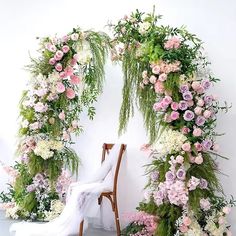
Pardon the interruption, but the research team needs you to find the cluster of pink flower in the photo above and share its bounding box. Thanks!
[164,37,181,50]
[126,211,158,236]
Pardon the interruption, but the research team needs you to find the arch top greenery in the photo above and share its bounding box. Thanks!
[0,7,235,236]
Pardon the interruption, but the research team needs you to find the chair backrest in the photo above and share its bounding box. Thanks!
[101,143,127,195]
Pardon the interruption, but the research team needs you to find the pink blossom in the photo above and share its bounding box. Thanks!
[203,110,212,119]
[49,58,56,65]
[183,216,191,226]
[59,111,65,120]
[152,65,161,74]
[149,75,157,84]
[70,58,77,66]
[70,75,81,85]
[181,127,190,134]
[61,35,69,43]
[55,63,63,72]
[62,45,70,53]
[163,96,172,105]
[72,120,78,128]
[143,78,149,85]
[55,50,64,60]
[66,88,75,99]
[179,225,188,233]
[194,142,203,152]
[59,72,67,78]
[191,81,201,91]
[213,143,220,152]
[218,216,225,225]
[200,198,211,211]
[49,45,57,52]
[176,155,184,164]
[63,131,70,141]
[171,102,179,111]
[182,143,191,152]
[193,128,202,137]
[56,82,65,93]
[34,102,48,113]
[159,73,167,81]
[163,114,172,123]
[64,66,74,76]
[71,33,79,41]
[195,154,203,164]
[188,176,200,191]
[170,111,179,120]
[189,155,195,163]
[223,206,231,215]
[164,37,181,50]
[153,102,162,112]
[154,81,165,94]
[142,70,148,79]
[197,99,204,107]
[194,106,203,115]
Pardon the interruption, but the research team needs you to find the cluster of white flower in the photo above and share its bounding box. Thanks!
[5,204,21,220]
[74,41,92,65]
[44,200,64,221]
[184,219,204,236]
[34,140,63,160]
[153,129,187,155]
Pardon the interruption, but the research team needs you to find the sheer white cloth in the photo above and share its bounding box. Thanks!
[10,144,120,236]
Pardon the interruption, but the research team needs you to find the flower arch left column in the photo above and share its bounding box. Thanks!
[0,28,111,221]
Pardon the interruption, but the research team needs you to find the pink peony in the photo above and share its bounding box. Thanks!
[66,88,75,99]
[55,63,63,72]
[56,82,65,93]
[193,128,202,137]
[153,102,162,112]
[59,111,65,120]
[70,75,81,85]
[62,45,70,53]
[181,126,190,134]
[64,66,74,76]
[170,111,179,120]
[182,143,191,152]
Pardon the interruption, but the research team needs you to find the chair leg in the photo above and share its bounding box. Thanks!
[79,220,84,236]
[113,198,121,236]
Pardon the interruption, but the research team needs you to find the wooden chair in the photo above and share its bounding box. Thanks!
[79,143,127,236]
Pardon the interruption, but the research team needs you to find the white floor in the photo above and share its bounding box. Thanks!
[0,210,116,236]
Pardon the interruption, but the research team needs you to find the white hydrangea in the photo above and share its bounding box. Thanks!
[5,205,20,220]
[205,215,228,236]
[34,140,63,160]
[44,200,64,221]
[152,129,187,155]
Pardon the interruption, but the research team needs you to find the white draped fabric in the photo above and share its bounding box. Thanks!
[10,144,120,236]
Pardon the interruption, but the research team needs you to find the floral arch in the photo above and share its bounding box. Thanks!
[0,8,234,236]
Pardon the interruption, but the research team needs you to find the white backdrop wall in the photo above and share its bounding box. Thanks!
[0,0,235,232]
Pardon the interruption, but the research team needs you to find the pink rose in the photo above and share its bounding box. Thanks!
[193,128,202,137]
[56,82,65,93]
[55,63,63,72]
[70,75,80,85]
[222,206,231,215]
[171,102,179,111]
[194,106,203,115]
[55,50,64,59]
[154,81,164,94]
[189,155,195,163]
[197,99,204,107]
[49,58,56,65]
[163,114,172,123]
[59,72,67,79]
[65,66,74,77]
[179,225,188,233]
[62,45,70,53]
[159,73,167,81]
[187,100,194,107]
[143,78,149,85]
[71,33,79,41]
[181,127,190,134]
[182,143,191,152]
[59,111,65,120]
[66,88,75,99]
[195,154,203,164]
[153,102,162,112]
[203,110,212,119]
[61,35,69,43]
[149,75,157,84]
[183,217,191,226]
[170,111,179,120]
[142,70,148,79]
[176,155,184,164]
[70,58,77,66]
[191,81,201,91]
[49,45,57,52]
[194,142,203,152]
[163,96,172,105]
[152,65,161,75]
